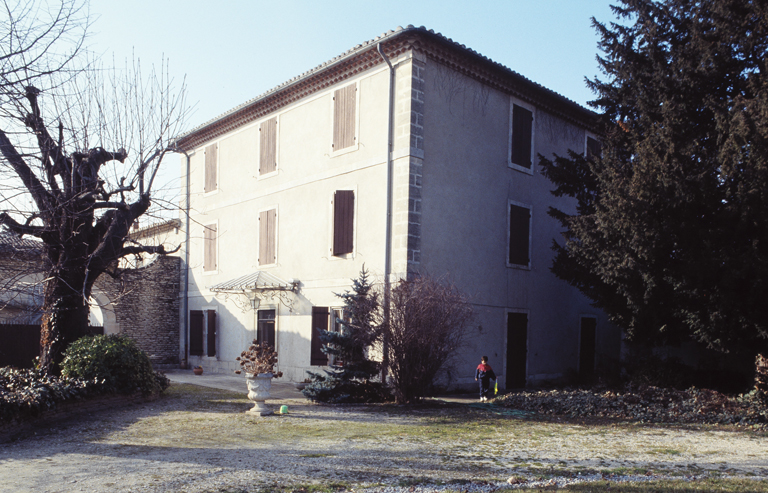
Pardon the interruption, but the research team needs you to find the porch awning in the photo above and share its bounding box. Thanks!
[208,272,296,294]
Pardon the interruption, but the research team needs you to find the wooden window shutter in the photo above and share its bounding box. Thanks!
[259,118,277,174]
[332,190,354,256]
[508,204,531,266]
[203,224,217,271]
[204,144,217,192]
[333,84,356,150]
[511,104,533,168]
[586,137,602,161]
[189,310,204,356]
[206,310,217,357]
[259,209,277,265]
[310,306,329,366]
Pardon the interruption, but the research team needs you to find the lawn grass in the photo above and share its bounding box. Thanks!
[103,384,768,492]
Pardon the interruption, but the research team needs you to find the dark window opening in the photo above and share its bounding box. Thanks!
[511,104,533,169]
[310,306,329,366]
[586,137,602,161]
[508,203,531,266]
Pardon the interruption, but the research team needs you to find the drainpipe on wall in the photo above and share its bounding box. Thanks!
[377,43,395,382]
[171,146,193,369]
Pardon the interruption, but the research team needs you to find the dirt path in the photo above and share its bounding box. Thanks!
[1,383,766,493]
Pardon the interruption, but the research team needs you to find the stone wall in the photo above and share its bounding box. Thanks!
[97,256,180,368]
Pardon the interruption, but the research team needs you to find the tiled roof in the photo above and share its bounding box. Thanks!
[176,25,598,150]
[0,230,43,253]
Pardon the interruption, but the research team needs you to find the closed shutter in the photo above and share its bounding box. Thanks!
[204,144,217,192]
[206,310,216,357]
[333,84,356,150]
[508,204,531,266]
[259,209,276,265]
[511,104,533,168]
[189,310,204,356]
[259,118,277,174]
[203,224,217,271]
[587,137,602,161]
[310,306,329,366]
[333,190,354,256]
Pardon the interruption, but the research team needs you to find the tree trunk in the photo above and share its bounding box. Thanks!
[39,269,91,375]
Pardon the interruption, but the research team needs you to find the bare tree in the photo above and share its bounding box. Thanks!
[381,275,473,404]
[1,0,88,99]
[0,1,188,373]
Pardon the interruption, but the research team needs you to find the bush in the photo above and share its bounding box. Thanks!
[0,367,105,423]
[60,334,169,395]
[383,276,473,404]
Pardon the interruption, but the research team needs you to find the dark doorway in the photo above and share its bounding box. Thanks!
[257,309,276,349]
[506,312,528,388]
[579,317,597,383]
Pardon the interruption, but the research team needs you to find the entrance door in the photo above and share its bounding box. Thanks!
[257,309,276,349]
[579,317,596,383]
[506,312,528,388]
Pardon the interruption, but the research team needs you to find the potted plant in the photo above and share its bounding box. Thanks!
[192,365,203,375]
[235,340,283,416]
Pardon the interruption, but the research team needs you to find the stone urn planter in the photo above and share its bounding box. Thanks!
[245,372,274,416]
[236,340,283,416]
[193,366,203,376]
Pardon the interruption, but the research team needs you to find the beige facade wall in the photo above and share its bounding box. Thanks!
[182,57,415,379]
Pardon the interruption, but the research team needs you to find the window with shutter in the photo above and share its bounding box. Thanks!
[332,190,354,256]
[206,309,217,357]
[203,224,217,272]
[333,84,356,151]
[510,103,533,170]
[259,209,277,266]
[259,118,277,175]
[189,310,204,356]
[310,306,329,366]
[508,202,531,267]
[204,144,217,192]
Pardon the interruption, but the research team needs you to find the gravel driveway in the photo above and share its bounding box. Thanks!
[1,375,766,493]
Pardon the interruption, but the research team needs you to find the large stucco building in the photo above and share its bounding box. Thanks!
[175,26,620,389]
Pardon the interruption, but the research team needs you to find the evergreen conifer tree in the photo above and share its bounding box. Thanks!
[540,0,768,360]
[302,267,391,403]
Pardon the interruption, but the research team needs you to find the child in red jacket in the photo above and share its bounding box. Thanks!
[475,356,496,402]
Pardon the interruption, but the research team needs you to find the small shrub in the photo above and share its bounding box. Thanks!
[0,367,104,423]
[60,334,168,395]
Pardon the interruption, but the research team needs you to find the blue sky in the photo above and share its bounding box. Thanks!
[89,0,616,128]
[84,0,617,211]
